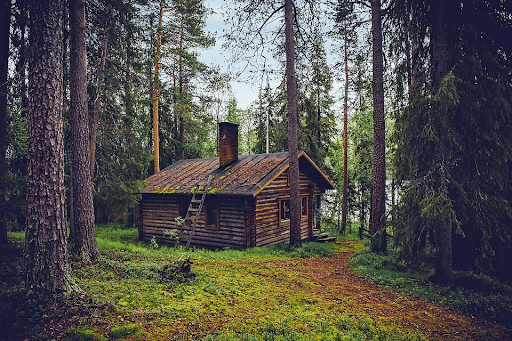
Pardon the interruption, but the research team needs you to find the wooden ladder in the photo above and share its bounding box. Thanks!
[181,175,212,249]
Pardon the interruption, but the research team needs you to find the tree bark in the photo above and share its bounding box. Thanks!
[341,24,349,235]
[69,0,100,261]
[0,0,11,246]
[152,0,163,173]
[179,16,185,160]
[284,0,301,246]
[25,0,77,299]
[370,0,387,254]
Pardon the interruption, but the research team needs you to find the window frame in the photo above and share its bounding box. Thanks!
[205,202,220,230]
[177,198,191,227]
[301,196,308,220]
[178,199,189,219]
[279,198,291,225]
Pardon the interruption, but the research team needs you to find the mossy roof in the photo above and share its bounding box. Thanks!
[142,151,335,196]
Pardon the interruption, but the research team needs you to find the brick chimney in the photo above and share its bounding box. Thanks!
[218,122,238,168]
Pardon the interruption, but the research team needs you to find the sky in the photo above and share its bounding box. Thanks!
[195,0,365,114]
[197,0,261,110]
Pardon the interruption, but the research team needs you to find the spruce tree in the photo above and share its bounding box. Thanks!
[394,0,512,281]
[0,0,10,245]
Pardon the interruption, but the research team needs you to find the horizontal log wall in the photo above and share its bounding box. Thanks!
[254,170,318,247]
[140,167,328,249]
[141,194,246,249]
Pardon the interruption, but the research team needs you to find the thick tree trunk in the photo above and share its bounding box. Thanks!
[69,0,100,261]
[370,0,387,254]
[25,0,77,299]
[152,0,164,173]
[284,0,301,246]
[341,25,349,235]
[0,0,10,246]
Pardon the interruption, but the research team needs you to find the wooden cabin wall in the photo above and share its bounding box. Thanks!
[253,170,320,247]
[141,194,246,249]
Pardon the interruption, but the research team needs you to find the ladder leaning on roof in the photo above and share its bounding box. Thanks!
[180,175,212,250]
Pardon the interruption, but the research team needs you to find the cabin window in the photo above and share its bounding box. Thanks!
[279,199,290,223]
[301,196,308,219]
[205,203,220,229]
[178,199,189,219]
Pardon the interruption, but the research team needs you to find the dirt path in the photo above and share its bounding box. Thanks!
[274,240,510,341]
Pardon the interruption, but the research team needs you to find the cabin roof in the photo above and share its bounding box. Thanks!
[142,151,335,197]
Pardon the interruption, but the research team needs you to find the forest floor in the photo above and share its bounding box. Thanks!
[2,230,511,340]
[269,240,510,340]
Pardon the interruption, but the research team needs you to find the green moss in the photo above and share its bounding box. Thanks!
[68,326,108,341]
[110,323,142,339]
[207,186,225,195]
[199,314,427,341]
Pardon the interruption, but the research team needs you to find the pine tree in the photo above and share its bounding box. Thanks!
[284,0,301,246]
[370,0,387,254]
[152,0,163,173]
[86,0,153,224]
[68,0,100,261]
[24,0,77,299]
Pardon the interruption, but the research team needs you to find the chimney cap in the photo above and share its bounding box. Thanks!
[218,121,239,127]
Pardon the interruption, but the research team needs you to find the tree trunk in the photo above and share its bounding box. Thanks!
[25,0,77,299]
[69,0,100,261]
[341,24,349,235]
[370,0,387,254]
[179,16,185,160]
[152,0,163,173]
[431,0,452,282]
[409,5,420,98]
[359,192,365,240]
[284,0,301,246]
[0,0,10,246]
[90,25,108,180]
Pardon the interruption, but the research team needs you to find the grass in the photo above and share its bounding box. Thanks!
[74,225,422,340]
[3,223,509,340]
[349,242,512,329]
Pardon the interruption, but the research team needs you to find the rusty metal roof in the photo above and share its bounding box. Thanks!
[142,151,335,196]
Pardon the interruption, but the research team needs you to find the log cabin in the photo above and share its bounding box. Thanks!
[138,122,335,249]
